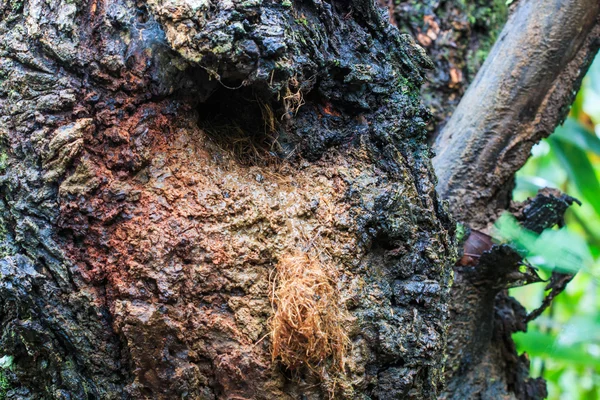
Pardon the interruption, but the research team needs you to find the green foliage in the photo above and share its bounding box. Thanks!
[0,355,12,400]
[463,0,508,76]
[0,372,8,400]
[511,54,600,399]
[514,329,600,369]
[552,119,600,156]
[550,136,600,217]
[494,213,592,274]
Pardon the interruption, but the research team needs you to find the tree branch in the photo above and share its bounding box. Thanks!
[433,0,600,227]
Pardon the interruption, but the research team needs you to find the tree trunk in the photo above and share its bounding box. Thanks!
[0,1,595,399]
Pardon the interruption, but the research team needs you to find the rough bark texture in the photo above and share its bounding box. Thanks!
[388,1,599,399]
[0,1,454,399]
[426,1,600,398]
[0,0,594,399]
[443,189,580,400]
[433,0,600,227]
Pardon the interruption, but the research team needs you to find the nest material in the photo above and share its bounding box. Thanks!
[269,253,349,374]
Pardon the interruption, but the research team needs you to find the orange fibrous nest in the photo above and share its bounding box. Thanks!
[269,253,349,374]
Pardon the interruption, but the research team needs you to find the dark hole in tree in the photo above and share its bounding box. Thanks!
[197,86,283,166]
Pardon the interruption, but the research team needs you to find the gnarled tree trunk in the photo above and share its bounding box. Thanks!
[0,0,597,399]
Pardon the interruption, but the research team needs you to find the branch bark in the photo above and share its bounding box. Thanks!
[433,0,600,227]
[428,2,600,398]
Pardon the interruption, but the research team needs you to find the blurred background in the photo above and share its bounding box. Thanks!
[510,53,600,399]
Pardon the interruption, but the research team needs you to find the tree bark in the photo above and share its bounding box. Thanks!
[0,1,452,399]
[433,0,600,227]
[0,0,595,399]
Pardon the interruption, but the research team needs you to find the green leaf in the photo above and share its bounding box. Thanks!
[533,229,592,274]
[494,213,593,274]
[514,330,600,369]
[555,317,600,345]
[553,118,600,156]
[549,136,600,217]
[494,213,538,251]
[570,85,585,120]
